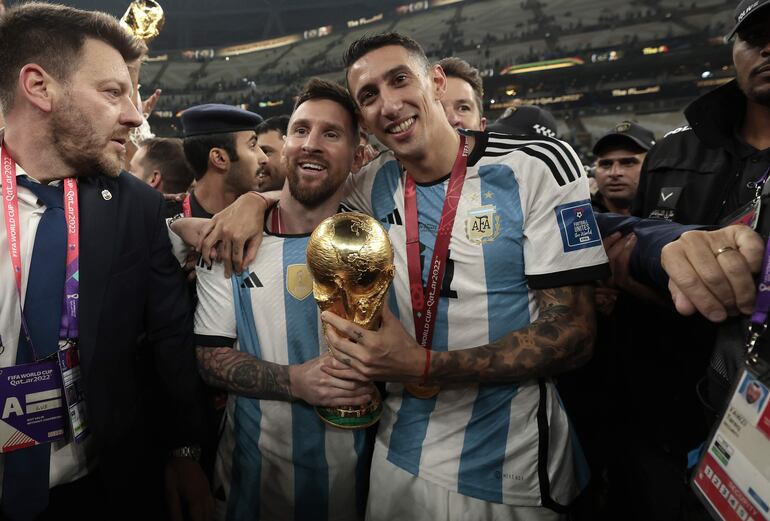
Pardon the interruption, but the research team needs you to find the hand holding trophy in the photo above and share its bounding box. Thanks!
[306,212,394,429]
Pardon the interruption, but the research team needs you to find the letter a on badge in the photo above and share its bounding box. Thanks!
[2,397,22,419]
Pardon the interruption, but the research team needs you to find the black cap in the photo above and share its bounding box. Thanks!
[487,105,558,138]
[182,104,263,137]
[726,0,770,40]
[592,121,656,156]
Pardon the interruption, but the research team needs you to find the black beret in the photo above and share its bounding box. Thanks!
[181,104,263,137]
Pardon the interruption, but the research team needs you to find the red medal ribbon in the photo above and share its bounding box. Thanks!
[182,193,192,218]
[405,134,469,349]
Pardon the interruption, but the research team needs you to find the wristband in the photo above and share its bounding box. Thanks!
[421,348,432,385]
[169,445,201,461]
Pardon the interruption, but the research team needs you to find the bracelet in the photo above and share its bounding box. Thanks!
[421,348,432,385]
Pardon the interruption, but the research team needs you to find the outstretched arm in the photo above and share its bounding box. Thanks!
[321,284,596,385]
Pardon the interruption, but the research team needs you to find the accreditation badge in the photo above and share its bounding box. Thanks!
[57,341,90,443]
[0,356,67,452]
[692,358,770,521]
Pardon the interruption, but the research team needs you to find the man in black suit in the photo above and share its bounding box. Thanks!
[0,4,211,520]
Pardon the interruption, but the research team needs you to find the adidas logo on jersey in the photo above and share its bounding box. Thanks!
[196,256,212,271]
[381,208,403,225]
[240,272,263,289]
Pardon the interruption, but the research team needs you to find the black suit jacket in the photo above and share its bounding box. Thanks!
[76,172,209,512]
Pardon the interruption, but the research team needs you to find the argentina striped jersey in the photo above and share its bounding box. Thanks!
[343,130,609,507]
[194,230,369,521]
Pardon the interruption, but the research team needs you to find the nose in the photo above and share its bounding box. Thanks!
[121,96,143,128]
[609,161,623,178]
[445,108,462,129]
[256,145,268,166]
[301,128,323,153]
[379,86,403,120]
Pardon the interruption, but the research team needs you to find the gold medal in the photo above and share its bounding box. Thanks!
[404,383,440,399]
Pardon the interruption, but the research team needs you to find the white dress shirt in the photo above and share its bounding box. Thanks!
[0,162,93,494]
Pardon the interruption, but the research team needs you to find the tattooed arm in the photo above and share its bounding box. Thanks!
[426,284,595,385]
[195,346,376,406]
[321,284,596,385]
[196,347,292,400]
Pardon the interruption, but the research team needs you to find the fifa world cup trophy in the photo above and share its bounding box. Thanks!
[306,212,395,429]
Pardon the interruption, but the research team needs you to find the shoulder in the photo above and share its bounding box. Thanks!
[644,124,716,173]
[480,131,584,186]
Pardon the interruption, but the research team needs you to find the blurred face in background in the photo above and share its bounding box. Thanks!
[441,76,486,131]
[256,129,286,192]
[733,9,770,106]
[594,147,645,212]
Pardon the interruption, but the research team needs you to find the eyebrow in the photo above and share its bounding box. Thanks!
[291,118,346,134]
[356,65,412,98]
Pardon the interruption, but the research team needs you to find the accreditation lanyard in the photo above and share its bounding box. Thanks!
[691,239,770,521]
[404,134,468,348]
[2,146,80,356]
[747,236,770,360]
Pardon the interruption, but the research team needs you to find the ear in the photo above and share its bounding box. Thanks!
[208,147,230,172]
[148,170,162,188]
[431,64,448,101]
[18,64,57,113]
[479,116,487,132]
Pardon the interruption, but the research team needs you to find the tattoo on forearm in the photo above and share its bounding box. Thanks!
[427,285,596,385]
[196,346,293,400]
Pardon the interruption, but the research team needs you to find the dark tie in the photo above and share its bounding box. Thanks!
[1,176,67,520]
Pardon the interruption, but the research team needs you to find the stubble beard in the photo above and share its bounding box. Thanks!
[50,99,123,178]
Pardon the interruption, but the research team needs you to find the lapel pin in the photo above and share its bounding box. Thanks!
[101,189,112,201]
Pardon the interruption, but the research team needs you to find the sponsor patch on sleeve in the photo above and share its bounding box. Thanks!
[554,199,602,252]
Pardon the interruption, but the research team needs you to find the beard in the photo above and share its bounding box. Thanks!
[50,98,124,178]
[287,167,343,209]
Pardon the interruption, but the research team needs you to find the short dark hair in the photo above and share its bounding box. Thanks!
[139,138,194,193]
[293,78,359,139]
[256,115,290,137]
[0,2,144,114]
[438,57,484,116]
[343,32,430,78]
[183,133,239,181]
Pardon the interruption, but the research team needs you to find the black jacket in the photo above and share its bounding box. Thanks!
[634,80,748,224]
[632,79,770,418]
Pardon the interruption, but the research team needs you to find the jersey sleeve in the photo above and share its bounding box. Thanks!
[518,141,610,288]
[194,260,237,347]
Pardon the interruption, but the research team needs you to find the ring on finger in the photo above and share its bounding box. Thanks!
[715,246,737,258]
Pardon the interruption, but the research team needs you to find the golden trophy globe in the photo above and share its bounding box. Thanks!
[306,212,395,429]
[120,0,165,42]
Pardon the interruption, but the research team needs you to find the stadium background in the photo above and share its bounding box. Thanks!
[16,0,736,161]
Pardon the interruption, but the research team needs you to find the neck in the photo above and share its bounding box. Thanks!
[604,196,631,216]
[399,122,466,183]
[274,186,343,235]
[193,175,238,215]
[741,100,770,151]
[2,121,75,184]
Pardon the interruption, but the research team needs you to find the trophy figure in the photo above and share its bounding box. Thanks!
[120,0,165,42]
[306,212,395,429]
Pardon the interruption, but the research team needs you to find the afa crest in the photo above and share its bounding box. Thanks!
[465,205,501,245]
[286,264,313,301]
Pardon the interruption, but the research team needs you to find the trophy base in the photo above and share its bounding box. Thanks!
[314,388,383,430]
